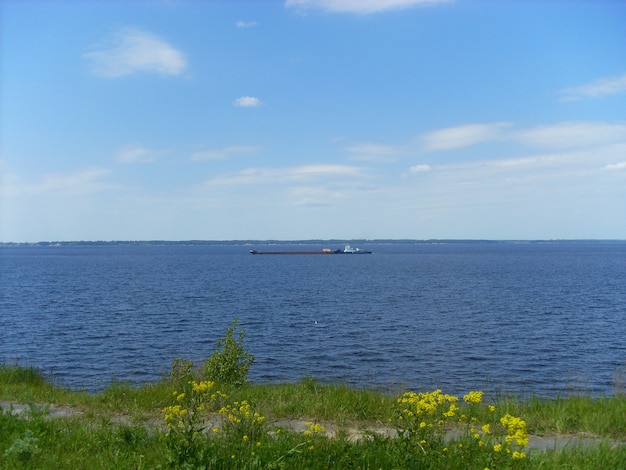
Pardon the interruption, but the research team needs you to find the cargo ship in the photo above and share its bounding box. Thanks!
[249,245,372,255]
[249,248,339,255]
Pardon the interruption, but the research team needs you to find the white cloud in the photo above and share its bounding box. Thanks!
[409,164,431,173]
[5,168,113,197]
[514,122,626,149]
[421,122,511,150]
[285,0,451,14]
[290,186,337,206]
[234,96,262,107]
[345,143,397,155]
[488,157,539,169]
[236,20,258,28]
[206,164,365,186]
[291,164,362,177]
[603,161,626,171]
[419,121,626,152]
[434,143,626,185]
[190,145,260,161]
[345,142,401,161]
[115,144,157,163]
[559,72,626,101]
[84,27,187,77]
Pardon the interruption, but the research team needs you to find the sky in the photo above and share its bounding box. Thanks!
[1,0,625,242]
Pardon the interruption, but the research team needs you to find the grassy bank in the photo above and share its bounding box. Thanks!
[1,364,625,469]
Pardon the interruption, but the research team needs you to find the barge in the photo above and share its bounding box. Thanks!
[249,245,372,255]
[249,248,339,255]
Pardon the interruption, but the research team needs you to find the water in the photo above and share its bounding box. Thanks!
[1,242,625,397]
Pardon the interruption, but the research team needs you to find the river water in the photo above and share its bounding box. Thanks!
[1,242,624,397]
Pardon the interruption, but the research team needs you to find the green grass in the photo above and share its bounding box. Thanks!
[233,378,395,425]
[470,393,626,440]
[1,364,625,469]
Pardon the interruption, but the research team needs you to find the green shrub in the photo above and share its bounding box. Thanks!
[203,319,254,386]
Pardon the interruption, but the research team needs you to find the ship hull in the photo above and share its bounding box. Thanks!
[249,250,340,255]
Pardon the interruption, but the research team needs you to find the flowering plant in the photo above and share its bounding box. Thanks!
[391,389,528,467]
[162,379,226,468]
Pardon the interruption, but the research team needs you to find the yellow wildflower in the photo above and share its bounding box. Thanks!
[190,380,215,394]
[444,403,459,417]
[303,421,326,434]
[501,414,529,447]
[463,391,484,404]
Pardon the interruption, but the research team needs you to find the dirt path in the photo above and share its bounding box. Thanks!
[2,400,622,453]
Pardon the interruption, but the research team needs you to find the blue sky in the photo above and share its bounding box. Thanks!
[1,0,625,242]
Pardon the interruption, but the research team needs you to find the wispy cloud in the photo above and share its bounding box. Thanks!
[409,164,431,173]
[115,144,158,163]
[344,142,402,162]
[414,142,626,183]
[417,121,626,152]
[420,122,512,150]
[84,27,187,78]
[514,121,626,149]
[236,20,258,28]
[603,161,626,171]
[402,130,626,204]
[285,0,452,15]
[206,164,365,186]
[234,96,262,107]
[5,168,113,197]
[290,186,340,206]
[559,72,626,101]
[190,146,260,161]
[291,164,363,177]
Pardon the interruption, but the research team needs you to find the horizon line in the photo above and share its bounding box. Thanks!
[1,238,625,246]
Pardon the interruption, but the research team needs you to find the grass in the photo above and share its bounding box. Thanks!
[495,394,626,439]
[1,363,625,469]
[234,378,394,425]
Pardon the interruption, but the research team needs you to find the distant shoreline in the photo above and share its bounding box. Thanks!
[1,239,625,248]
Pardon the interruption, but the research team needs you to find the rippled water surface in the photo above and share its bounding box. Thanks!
[1,242,625,396]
